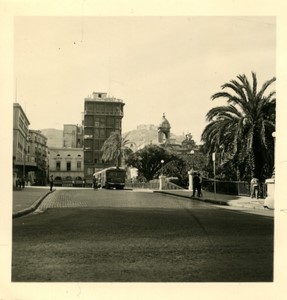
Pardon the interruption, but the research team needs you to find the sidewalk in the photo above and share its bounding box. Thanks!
[154,189,274,217]
[13,186,52,218]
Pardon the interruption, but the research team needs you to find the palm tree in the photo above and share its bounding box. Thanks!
[101,132,132,168]
[201,72,276,181]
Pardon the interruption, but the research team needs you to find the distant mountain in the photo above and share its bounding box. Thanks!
[40,125,185,149]
[123,124,185,149]
[40,129,63,148]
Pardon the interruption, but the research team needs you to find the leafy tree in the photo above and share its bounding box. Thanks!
[101,132,132,168]
[125,144,176,181]
[201,72,276,181]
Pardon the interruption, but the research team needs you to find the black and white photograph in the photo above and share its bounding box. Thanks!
[1,1,287,300]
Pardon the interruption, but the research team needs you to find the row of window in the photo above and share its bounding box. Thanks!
[85,102,123,114]
[55,154,82,157]
[84,116,121,128]
[55,161,82,171]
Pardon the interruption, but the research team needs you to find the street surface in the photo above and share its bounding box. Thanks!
[12,189,274,282]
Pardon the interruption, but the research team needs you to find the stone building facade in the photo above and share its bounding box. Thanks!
[48,147,84,181]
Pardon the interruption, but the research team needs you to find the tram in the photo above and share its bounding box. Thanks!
[93,167,126,189]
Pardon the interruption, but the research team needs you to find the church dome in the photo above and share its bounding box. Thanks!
[158,113,171,130]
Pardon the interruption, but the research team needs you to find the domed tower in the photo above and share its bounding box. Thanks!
[158,113,171,144]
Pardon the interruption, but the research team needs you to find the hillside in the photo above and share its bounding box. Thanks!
[40,125,185,149]
[124,124,185,149]
[40,129,63,148]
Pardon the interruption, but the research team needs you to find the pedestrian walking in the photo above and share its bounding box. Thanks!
[192,172,200,197]
[250,176,259,199]
[93,175,98,190]
[16,177,21,189]
[49,175,54,192]
[21,177,25,189]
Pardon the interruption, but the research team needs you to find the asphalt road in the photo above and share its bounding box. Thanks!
[12,189,274,282]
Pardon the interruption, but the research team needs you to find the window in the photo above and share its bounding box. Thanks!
[107,117,114,127]
[115,119,120,129]
[77,161,81,169]
[100,129,105,138]
[56,162,61,171]
[67,162,71,171]
[94,117,100,128]
[84,139,93,149]
[95,103,105,113]
[85,102,94,112]
[84,151,93,163]
[87,167,94,175]
[85,115,94,126]
[85,127,93,136]
[94,129,99,137]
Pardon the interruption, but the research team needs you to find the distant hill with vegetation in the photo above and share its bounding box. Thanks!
[124,124,185,149]
[40,129,63,148]
[40,125,185,149]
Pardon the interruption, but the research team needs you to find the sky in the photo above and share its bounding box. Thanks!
[14,16,276,143]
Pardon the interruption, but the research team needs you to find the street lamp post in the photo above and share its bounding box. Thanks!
[160,159,164,176]
[188,150,195,192]
[159,160,165,190]
[190,150,195,170]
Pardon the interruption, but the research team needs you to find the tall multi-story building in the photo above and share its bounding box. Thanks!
[13,103,36,185]
[28,129,48,185]
[83,92,125,179]
[13,103,48,186]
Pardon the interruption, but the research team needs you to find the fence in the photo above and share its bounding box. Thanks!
[124,182,160,190]
[125,179,185,190]
[202,178,267,198]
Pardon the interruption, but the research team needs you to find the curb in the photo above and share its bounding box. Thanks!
[154,190,229,206]
[153,191,268,209]
[13,190,55,219]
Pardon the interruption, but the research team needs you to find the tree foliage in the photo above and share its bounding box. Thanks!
[125,144,177,181]
[201,72,276,181]
[101,132,132,168]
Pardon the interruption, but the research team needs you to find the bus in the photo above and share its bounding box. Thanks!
[93,167,126,190]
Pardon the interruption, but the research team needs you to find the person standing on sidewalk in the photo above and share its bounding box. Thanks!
[49,175,54,192]
[250,176,259,199]
[92,175,98,190]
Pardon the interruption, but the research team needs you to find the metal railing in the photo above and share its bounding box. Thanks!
[125,182,160,190]
[202,178,267,198]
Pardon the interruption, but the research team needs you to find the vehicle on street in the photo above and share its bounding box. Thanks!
[93,167,126,189]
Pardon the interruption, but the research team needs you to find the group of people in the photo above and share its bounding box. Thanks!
[16,177,26,189]
[191,173,261,199]
[192,172,202,197]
